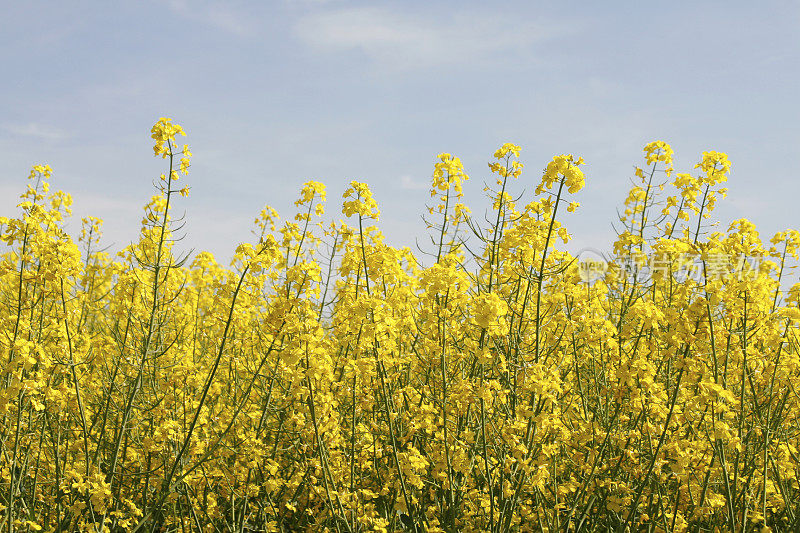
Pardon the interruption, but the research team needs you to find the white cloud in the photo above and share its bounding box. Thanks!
[165,0,256,37]
[1,122,66,141]
[295,6,571,70]
[400,175,429,190]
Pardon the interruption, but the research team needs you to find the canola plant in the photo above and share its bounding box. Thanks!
[0,120,798,532]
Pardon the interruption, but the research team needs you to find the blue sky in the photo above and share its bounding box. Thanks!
[2,1,798,261]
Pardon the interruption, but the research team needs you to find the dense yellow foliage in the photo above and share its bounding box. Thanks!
[1,120,798,532]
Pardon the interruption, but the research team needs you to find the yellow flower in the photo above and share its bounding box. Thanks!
[537,154,585,194]
[2,119,796,533]
[472,292,508,329]
[696,150,731,185]
[150,117,186,158]
[643,140,674,165]
[493,142,521,159]
[342,180,380,219]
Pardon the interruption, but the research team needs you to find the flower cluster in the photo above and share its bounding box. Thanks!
[537,154,585,194]
[644,139,674,165]
[150,116,186,158]
[342,180,380,219]
[472,291,509,329]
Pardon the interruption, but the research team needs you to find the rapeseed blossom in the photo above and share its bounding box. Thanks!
[0,120,797,532]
